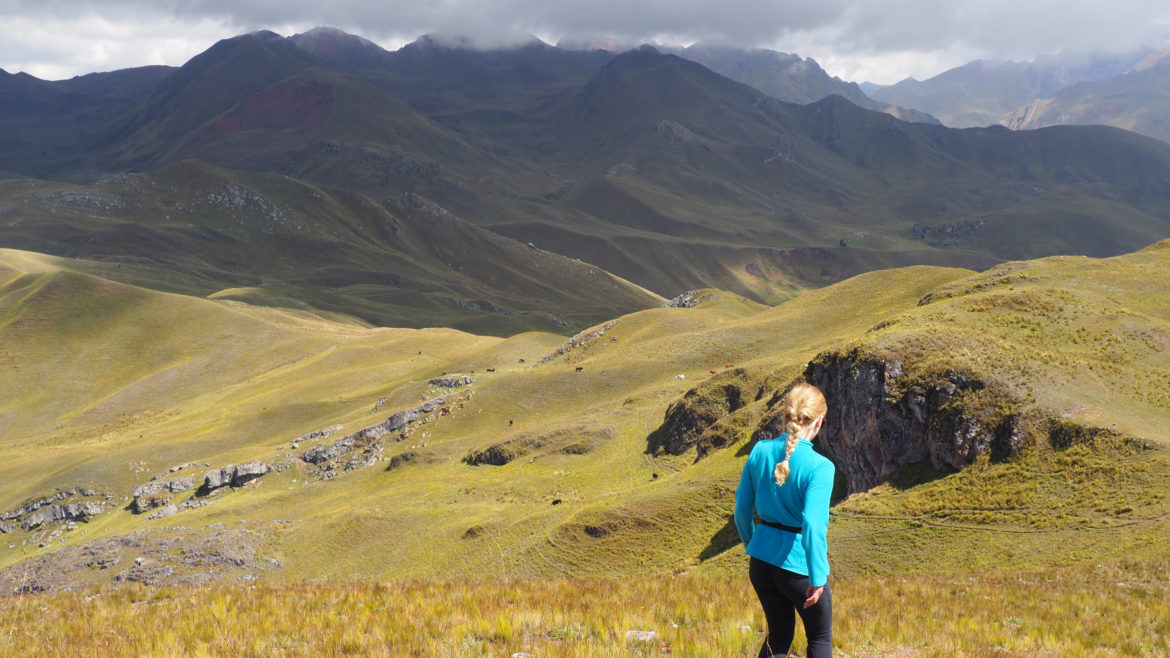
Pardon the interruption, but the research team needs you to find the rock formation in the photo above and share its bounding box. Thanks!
[0,488,113,532]
[197,462,271,496]
[131,477,194,514]
[799,351,1027,494]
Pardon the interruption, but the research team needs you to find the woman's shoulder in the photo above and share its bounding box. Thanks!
[748,435,785,458]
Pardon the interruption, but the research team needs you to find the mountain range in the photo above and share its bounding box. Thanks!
[2,27,1170,333]
[865,46,1170,147]
[1005,54,1170,143]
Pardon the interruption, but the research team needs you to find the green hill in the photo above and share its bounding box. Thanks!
[0,163,661,335]
[1,241,1166,591]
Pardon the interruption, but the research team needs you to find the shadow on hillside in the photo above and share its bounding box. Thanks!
[885,462,948,490]
[699,515,742,561]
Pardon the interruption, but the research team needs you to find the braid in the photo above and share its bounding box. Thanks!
[773,431,800,486]
[772,382,827,486]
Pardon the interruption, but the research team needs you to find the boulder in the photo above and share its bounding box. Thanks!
[231,462,269,487]
[198,462,270,495]
[132,477,193,499]
[20,501,108,530]
[147,504,179,521]
[203,466,235,490]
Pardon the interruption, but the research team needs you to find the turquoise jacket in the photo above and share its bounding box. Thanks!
[734,434,834,586]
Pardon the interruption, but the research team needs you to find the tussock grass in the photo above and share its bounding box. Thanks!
[2,566,1166,657]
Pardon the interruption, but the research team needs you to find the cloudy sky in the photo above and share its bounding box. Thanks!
[2,0,1169,84]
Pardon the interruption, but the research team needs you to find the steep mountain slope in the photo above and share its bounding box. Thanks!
[0,162,661,334]
[0,66,173,179]
[1006,58,1170,143]
[868,50,1149,127]
[1,241,1167,591]
[3,31,1170,316]
[676,43,937,123]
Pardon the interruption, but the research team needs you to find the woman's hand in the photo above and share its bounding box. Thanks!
[803,585,824,608]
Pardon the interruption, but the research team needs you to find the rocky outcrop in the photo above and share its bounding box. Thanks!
[647,369,778,457]
[912,217,994,247]
[664,290,702,308]
[197,462,271,496]
[539,321,618,363]
[300,391,473,479]
[289,424,341,451]
[131,477,194,514]
[1,488,113,532]
[428,375,475,388]
[299,399,443,465]
[18,501,109,531]
[801,350,1027,494]
[0,526,280,594]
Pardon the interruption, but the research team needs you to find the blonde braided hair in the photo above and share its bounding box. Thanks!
[773,383,827,486]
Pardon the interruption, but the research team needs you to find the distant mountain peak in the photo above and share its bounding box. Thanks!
[405,32,551,53]
[242,29,284,42]
[294,26,381,48]
[289,26,388,63]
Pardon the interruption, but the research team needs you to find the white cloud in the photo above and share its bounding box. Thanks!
[0,12,234,79]
[1,0,1169,82]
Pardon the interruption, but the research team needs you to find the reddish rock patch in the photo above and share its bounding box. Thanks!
[180,81,333,157]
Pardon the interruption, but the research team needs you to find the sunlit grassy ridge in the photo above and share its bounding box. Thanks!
[1,242,1168,608]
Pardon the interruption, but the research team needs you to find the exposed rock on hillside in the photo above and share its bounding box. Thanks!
[647,348,1035,493]
[0,526,280,594]
[428,374,475,388]
[664,290,702,308]
[801,350,1028,494]
[131,477,194,514]
[197,462,271,496]
[539,321,618,363]
[300,390,473,478]
[647,369,781,457]
[1,488,114,533]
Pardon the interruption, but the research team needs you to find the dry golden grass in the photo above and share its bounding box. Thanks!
[2,565,1166,657]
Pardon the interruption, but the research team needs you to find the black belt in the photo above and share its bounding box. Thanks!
[759,519,801,533]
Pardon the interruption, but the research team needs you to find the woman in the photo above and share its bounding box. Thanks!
[734,382,834,658]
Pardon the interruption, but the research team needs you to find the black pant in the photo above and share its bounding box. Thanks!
[749,557,833,658]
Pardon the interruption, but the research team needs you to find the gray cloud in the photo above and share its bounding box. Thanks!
[2,0,1169,82]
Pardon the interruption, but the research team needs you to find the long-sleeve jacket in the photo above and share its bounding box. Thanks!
[734,434,834,586]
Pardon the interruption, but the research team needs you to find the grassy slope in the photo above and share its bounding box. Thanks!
[1,242,1168,593]
[0,163,663,335]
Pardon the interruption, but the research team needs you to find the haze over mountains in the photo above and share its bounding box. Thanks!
[2,26,1170,334]
[865,46,1170,145]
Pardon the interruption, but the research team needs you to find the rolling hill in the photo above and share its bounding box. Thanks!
[1,239,1167,592]
[0,162,660,335]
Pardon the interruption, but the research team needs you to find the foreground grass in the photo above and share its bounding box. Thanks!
[3,566,1167,657]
